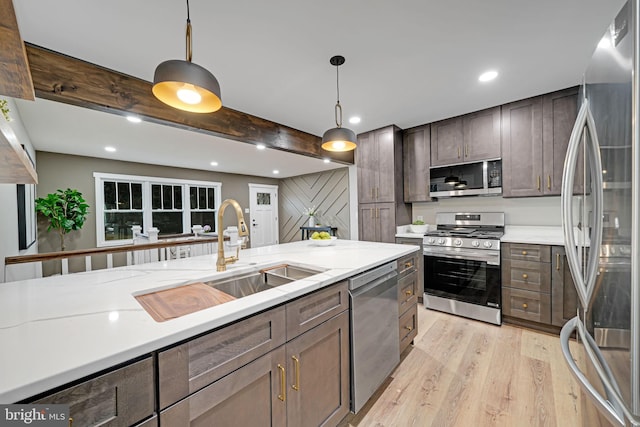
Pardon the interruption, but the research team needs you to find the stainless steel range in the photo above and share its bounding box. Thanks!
[423,212,504,325]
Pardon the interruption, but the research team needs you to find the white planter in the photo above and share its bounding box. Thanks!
[308,216,316,227]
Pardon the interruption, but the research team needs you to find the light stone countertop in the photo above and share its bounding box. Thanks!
[0,239,417,403]
[502,225,590,246]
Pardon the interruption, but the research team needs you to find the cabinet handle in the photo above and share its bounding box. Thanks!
[69,419,73,427]
[371,188,374,200]
[291,355,300,391]
[376,208,379,218]
[522,273,528,279]
[405,289,413,296]
[370,208,374,219]
[277,364,286,401]
[537,176,541,191]
[375,187,379,199]
[404,261,412,268]
[465,144,469,157]
[522,303,528,309]
[547,175,551,190]
[556,253,561,270]
[522,250,528,255]
[404,325,413,331]
[457,147,461,158]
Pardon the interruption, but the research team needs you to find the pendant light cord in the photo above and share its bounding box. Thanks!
[185,0,192,62]
[334,63,342,128]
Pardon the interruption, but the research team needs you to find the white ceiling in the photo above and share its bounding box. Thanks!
[11,0,626,178]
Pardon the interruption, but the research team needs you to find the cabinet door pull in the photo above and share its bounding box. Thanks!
[547,175,551,190]
[370,208,374,219]
[404,326,413,332]
[522,273,528,279]
[375,187,379,199]
[537,176,541,191]
[291,356,300,391]
[457,147,461,158]
[522,303,528,309]
[465,144,469,157]
[277,364,286,401]
[69,418,73,427]
[405,289,413,296]
[371,188,374,200]
[404,261,412,268]
[376,208,379,219]
[556,253,561,270]
[522,250,528,255]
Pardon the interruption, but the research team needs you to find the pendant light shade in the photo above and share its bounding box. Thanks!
[322,55,357,152]
[152,0,222,113]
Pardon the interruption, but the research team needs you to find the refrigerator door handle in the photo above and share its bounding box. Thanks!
[561,98,604,311]
[561,317,640,426]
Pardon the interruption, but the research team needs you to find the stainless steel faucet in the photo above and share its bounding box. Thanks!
[216,199,249,272]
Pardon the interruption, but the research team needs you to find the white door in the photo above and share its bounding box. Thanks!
[248,184,279,248]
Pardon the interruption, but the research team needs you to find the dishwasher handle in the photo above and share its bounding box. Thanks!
[349,270,398,298]
[348,262,396,291]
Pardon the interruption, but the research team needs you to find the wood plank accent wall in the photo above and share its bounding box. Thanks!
[279,168,350,242]
[24,43,354,165]
[0,0,35,100]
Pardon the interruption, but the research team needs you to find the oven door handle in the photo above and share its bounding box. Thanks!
[423,249,500,265]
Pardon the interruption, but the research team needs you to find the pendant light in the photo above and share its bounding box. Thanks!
[152,0,222,113]
[322,55,357,152]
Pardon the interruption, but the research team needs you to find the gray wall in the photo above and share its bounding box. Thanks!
[35,151,278,253]
[279,168,351,242]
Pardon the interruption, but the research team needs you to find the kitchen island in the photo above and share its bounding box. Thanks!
[0,239,417,405]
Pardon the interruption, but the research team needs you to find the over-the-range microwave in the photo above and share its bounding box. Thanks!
[429,160,502,198]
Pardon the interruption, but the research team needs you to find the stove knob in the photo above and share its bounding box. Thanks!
[483,241,493,248]
[427,238,435,245]
[471,240,480,248]
[438,238,446,245]
[454,239,463,247]
[620,246,631,255]
[610,246,616,255]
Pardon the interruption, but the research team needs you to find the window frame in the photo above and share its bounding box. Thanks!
[94,172,221,247]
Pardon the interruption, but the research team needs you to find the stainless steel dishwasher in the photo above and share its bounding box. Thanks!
[348,261,399,413]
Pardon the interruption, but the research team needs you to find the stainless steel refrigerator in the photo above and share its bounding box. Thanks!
[560,0,639,425]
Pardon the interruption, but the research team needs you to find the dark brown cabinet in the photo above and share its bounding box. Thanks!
[32,357,156,427]
[551,246,579,327]
[431,106,500,166]
[403,125,431,202]
[502,243,579,330]
[395,236,424,299]
[160,281,350,427]
[396,252,419,353]
[357,126,410,243]
[502,87,579,197]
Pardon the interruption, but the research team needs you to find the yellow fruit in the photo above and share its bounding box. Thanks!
[311,232,320,239]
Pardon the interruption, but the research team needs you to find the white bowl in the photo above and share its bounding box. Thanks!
[309,236,337,246]
[409,224,428,234]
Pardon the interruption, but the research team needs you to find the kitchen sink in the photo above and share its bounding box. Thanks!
[135,263,325,321]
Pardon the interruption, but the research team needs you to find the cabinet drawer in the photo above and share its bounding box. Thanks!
[158,306,286,409]
[286,281,348,340]
[398,270,418,315]
[397,252,418,277]
[33,357,155,427]
[502,287,551,324]
[503,243,550,262]
[502,259,550,293]
[399,303,418,354]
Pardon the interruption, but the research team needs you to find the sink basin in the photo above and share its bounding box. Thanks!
[135,263,325,322]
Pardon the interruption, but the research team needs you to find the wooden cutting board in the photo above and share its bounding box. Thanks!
[135,282,236,322]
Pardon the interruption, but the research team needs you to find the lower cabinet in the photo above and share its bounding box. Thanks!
[160,281,351,427]
[397,252,419,353]
[395,236,424,299]
[31,357,155,427]
[502,242,578,330]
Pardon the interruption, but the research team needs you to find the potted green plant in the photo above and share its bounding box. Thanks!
[35,188,89,251]
[409,219,428,234]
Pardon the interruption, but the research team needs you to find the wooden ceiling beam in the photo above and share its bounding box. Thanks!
[0,0,35,100]
[25,43,354,164]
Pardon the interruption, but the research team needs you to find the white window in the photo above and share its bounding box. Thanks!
[94,173,221,246]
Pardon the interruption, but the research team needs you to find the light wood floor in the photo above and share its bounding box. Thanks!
[339,307,612,427]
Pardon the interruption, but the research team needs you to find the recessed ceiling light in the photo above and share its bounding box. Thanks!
[210,161,218,166]
[126,115,142,123]
[478,70,498,82]
[105,146,116,152]
[349,116,361,124]
[256,144,266,150]
[272,170,279,174]
[323,158,331,164]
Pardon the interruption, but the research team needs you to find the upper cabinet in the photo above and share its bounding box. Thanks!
[502,87,579,197]
[403,125,431,202]
[0,120,37,184]
[357,126,402,204]
[431,106,501,166]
